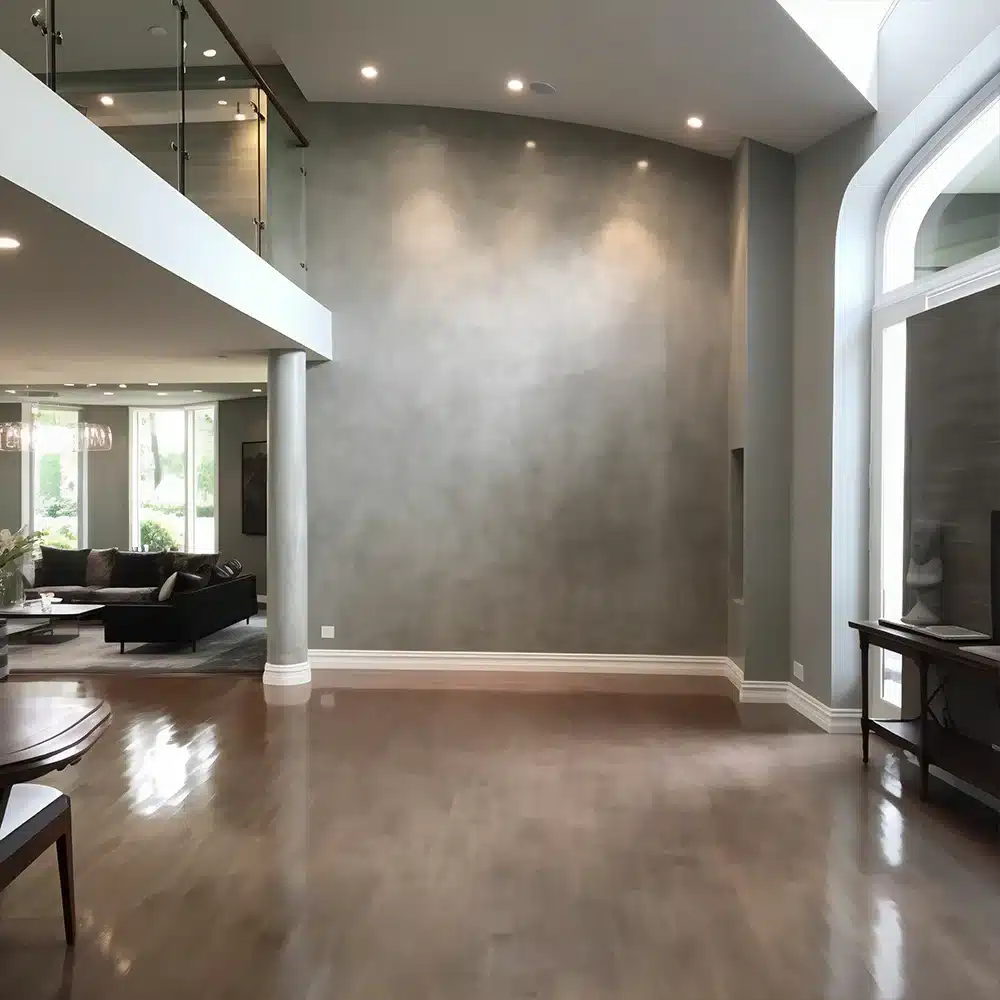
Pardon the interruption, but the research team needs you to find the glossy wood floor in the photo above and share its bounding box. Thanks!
[1,677,998,1000]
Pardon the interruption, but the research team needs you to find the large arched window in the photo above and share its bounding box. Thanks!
[871,80,1000,715]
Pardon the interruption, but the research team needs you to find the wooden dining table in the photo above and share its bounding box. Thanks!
[0,694,112,800]
[0,691,111,945]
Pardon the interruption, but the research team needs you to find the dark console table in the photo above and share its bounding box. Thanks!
[850,620,1000,803]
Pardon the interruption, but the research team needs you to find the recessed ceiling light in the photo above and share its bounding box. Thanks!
[63,383,75,387]
[156,392,168,396]
[217,75,226,82]
[203,48,217,58]
[218,100,228,106]
[360,65,378,80]
[148,25,167,37]
[118,383,127,388]
[103,391,114,396]
[192,389,203,393]
[506,78,524,93]
[636,159,649,170]
[686,116,704,129]
[147,382,159,386]
[252,388,262,393]
[525,140,536,149]
[0,236,21,250]
[99,95,114,107]
[86,383,97,387]
[4,389,15,394]
[529,81,557,96]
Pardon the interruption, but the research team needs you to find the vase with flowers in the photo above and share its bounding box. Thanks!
[0,527,41,608]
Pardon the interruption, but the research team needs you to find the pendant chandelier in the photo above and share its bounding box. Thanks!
[0,420,113,452]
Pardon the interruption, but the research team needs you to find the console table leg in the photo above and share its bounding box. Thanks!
[918,654,930,801]
[860,635,870,765]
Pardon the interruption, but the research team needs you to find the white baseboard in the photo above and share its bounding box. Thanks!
[733,659,860,734]
[309,648,732,675]
[263,659,311,686]
[306,649,858,732]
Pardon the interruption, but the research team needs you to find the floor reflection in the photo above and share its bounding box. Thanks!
[124,718,218,816]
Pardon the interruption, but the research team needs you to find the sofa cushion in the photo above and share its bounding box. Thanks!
[110,551,166,588]
[37,547,91,587]
[86,548,117,587]
[171,552,219,575]
[25,585,97,603]
[94,587,159,604]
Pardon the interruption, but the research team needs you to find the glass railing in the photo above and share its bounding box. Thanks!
[0,0,308,276]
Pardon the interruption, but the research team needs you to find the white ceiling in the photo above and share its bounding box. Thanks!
[216,0,877,155]
[0,174,273,385]
[0,0,876,156]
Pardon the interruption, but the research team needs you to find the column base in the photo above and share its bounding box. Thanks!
[263,660,312,686]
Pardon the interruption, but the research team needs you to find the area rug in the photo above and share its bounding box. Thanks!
[5,616,266,676]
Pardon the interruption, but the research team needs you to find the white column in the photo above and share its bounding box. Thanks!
[264,349,310,686]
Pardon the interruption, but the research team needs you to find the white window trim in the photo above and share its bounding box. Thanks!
[128,402,219,552]
[869,69,1000,715]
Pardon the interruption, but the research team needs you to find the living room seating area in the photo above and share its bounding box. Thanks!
[10,546,258,655]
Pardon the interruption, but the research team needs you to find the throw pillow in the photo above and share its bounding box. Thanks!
[39,546,91,587]
[158,572,179,602]
[174,571,207,594]
[209,563,234,584]
[110,551,164,589]
[222,558,243,577]
[86,548,117,587]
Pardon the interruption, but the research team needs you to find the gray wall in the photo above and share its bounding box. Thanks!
[728,143,749,667]
[791,2,1000,707]
[742,141,795,683]
[83,405,130,549]
[218,397,267,592]
[301,104,732,653]
[0,403,22,531]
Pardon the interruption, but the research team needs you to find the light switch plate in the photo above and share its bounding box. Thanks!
[321,625,336,639]
[793,661,805,682]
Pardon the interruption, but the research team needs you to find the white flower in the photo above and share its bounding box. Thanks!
[0,528,14,553]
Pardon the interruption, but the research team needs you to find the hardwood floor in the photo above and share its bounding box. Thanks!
[0,676,998,999]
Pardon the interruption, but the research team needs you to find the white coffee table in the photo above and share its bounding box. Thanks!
[0,604,104,638]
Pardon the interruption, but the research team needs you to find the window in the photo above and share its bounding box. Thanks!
[130,405,217,552]
[26,405,85,549]
[872,76,1000,712]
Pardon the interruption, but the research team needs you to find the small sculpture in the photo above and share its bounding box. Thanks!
[902,520,943,624]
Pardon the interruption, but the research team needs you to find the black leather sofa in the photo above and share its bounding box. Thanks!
[103,574,258,653]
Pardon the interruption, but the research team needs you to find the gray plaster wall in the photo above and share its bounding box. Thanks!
[301,104,732,653]
[728,143,749,667]
[0,403,22,532]
[791,2,1000,707]
[83,405,129,549]
[218,397,268,592]
[743,141,794,683]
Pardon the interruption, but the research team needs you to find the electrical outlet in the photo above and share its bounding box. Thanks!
[321,625,336,639]
[793,661,805,682]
